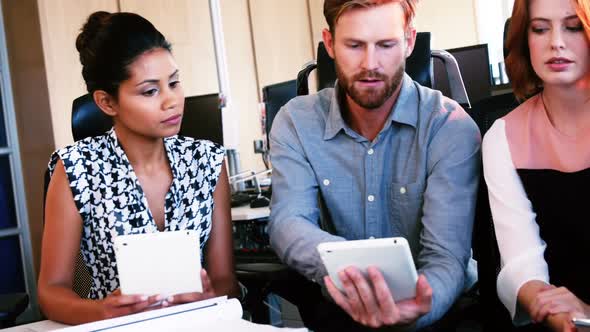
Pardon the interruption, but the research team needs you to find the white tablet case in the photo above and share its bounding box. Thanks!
[317,237,418,301]
[114,230,202,296]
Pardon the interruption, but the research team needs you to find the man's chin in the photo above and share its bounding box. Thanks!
[349,91,388,109]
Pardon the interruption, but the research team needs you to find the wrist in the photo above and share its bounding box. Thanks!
[91,299,110,321]
[393,320,417,332]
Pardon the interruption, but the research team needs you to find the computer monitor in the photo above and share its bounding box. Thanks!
[262,80,297,145]
[179,93,223,145]
[433,44,492,105]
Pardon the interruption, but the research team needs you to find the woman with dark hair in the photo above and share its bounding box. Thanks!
[38,11,238,324]
[483,0,590,330]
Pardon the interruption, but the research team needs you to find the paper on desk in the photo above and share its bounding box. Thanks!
[54,296,306,332]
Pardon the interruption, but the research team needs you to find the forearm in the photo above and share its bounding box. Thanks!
[211,275,240,299]
[39,284,102,324]
[268,215,345,282]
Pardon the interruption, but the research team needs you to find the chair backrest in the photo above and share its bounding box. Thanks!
[71,93,223,142]
[468,93,520,331]
[71,94,112,142]
[468,17,521,331]
[296,32,471,108]
[42,94,103,298]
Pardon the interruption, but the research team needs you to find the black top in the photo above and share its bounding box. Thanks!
[517,168,590,304]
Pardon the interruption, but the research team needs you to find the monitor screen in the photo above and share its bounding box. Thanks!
[433,44,492,105]
[179,93,223,145]
[262,80,297,141]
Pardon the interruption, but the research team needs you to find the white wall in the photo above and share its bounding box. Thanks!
[414,0,479,50]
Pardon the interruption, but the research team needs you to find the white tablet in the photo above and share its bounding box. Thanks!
[317,237,418,302]
[114,230,202,297]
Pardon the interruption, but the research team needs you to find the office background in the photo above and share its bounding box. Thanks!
[0,0,512,321]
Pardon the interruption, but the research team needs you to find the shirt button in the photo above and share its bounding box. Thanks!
[367,148,374,155]
[323,179,330,186]
[400,187,406,194]
[367,195,375,202]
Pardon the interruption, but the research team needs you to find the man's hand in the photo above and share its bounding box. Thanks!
[324,266,432,328]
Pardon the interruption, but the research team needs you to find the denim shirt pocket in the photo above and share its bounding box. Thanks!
[390,181,425,248]
[317,173,353,231]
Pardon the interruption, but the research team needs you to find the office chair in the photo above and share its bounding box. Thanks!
[468,18,524,331]
[468,94,519,332]
[296,32,471,108]
[42,94,109,299]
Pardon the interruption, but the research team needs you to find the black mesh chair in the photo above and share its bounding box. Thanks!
[467,18,527,332]
[297,32,471,108]
[468,93,519,332]
[42,94,110,299]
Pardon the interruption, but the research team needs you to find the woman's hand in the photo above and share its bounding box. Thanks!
[97,289,162,320]
[531,286,590,323]
[545,312,576,332]
[162,269,217,306]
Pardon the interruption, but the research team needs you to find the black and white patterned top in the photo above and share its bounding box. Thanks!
[48,128,225,299]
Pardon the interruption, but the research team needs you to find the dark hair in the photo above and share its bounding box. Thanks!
[75,11,172,97]
[323,0,418,33]
[506,0,590,101]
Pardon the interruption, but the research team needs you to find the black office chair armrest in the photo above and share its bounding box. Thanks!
[296,61,317,96]
[432,50,471,108]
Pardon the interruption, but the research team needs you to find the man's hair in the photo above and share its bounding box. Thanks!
[506,0,590,101]
[323,0,419,33]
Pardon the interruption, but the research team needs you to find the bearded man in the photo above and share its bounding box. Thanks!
[267,1,481,330]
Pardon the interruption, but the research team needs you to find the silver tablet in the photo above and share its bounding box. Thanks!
[317,237,418,302]
[114,230,202,297]
[573,317,590,331]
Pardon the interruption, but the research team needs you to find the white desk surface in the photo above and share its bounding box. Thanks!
[5,318,305,332]
[231,205,270,221]
[6,298,305,332]
[4,320,67,331]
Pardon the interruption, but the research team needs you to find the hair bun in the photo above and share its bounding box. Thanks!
[76,11,111,66]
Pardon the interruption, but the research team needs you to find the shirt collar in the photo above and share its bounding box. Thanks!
[323,73,418,141]
[107,127,178,178]
[107,127,127,163]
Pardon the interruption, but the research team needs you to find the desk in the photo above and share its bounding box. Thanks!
[231,205,274,257]
[231,206,270,221]
[4,298,306,332]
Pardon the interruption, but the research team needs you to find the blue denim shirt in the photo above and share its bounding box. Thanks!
[268,74,481,328]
